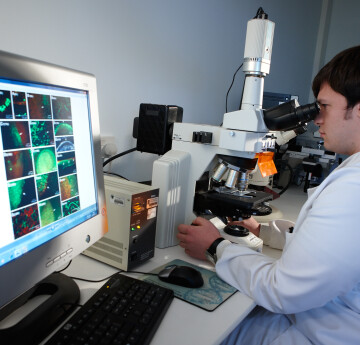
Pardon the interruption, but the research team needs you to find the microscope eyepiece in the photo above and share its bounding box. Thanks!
[263,100,319,131]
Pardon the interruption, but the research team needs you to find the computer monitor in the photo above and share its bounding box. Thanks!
[0,51,107,342]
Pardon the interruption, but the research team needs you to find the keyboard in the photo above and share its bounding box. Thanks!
[45,273,174,345]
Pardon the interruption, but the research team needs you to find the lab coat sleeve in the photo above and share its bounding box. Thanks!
[215,166,360,314]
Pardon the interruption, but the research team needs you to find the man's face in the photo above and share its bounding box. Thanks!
[315,82,359,155]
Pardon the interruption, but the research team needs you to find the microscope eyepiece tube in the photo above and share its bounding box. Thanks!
[225,169,239,189]
[263,100,320,131]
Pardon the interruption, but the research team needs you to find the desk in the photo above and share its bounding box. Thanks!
[57,246,255,345]
[45,185,307,344]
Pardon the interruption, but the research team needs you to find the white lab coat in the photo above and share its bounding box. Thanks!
[216,152,360,345]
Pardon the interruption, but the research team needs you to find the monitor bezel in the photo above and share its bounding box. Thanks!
[0,50,107,310]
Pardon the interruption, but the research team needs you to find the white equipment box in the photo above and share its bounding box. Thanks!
[84,175,159,271]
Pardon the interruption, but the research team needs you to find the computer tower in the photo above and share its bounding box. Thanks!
[84,175,159,270]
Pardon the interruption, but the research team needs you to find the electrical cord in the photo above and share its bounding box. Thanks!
[254,7,268,19]
[276,161,294,196]
[55,260,73,273]
[103,147,137,168]
[68,271,121,283]
[104,171,129,180]
[225,63,243,113]
[67,269,159,284]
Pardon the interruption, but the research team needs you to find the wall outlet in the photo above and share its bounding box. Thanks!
[101,136,117,158]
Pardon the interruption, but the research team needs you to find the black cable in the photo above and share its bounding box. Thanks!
[103,147,137,168]
[226,63,243,113]
[254,7,268,19]
[127,270,158,277]
[68,269,158,284]
[238,76,246,110]
[277,162,294,196]
[55,260,73,273]
[104,171,129,180]
[68,271,121,283]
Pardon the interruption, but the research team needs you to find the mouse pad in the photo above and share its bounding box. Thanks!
[143,259,237,311]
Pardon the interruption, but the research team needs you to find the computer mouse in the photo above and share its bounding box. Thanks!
[158,265,204,288]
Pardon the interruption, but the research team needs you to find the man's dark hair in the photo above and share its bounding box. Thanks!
[312,45,360,108]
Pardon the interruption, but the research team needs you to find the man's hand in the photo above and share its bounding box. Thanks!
[229,217,261,237]
[177,217,222,260]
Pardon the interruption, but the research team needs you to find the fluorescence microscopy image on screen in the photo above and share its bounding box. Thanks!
[57,151,76,176]
[28,93,51,119]
[54,120,73,136]
[60,174,79,201]
[62,196,80,217]
[39,196,62,227]
[30,120,55,147]
[0,90,13,119]
[52,96,72,120]
[55,136,75,152]
[8,176,37,211]
[4,149,34,181]
[33,147,57,175]
[36,171,60,201]
[0,121,31,150]
[12,204,40,239]
[12,91,28,119]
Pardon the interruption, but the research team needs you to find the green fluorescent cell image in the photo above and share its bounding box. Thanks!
[39,196,62,227]
[60,174,79,201]
[0,121,31,150]
[52,96,72,120]
[33,147,57,174]
[28,93,51,119]
[30,120,55,147]
[12,91,28,119]
[11,204,40,239]
[36,171,60,201]
[8,177,37,211]
[57,151,76,177]
[0,90,13,119]
[54,121,73,136]
[4,149,34,181]
[62,196,80,216]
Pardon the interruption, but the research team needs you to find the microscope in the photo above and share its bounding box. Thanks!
[152,8,319,249]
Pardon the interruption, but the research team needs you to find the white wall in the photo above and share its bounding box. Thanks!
[0,0,322,181]
[296,0,360,149]
[324,0,360,62]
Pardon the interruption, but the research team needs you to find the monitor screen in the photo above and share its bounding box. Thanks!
[0,51,107,311]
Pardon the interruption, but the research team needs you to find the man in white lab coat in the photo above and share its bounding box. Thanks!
[177,45,360,344]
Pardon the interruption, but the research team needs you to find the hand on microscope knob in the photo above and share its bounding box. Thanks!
[177,217,221,261]
[228,216,261,237]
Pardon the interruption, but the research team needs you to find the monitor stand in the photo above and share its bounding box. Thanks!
[0,273,80,345]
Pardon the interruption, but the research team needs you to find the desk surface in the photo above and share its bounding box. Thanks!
[46,186,306,344]
[60,246,255,345]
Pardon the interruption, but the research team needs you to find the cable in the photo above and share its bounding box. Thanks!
[254,7,268,19]
[225,63,243,113]
[104,171,129,180]
[68,269,159,284]
[238,76,246,110]
[103,147,136,168]
[55,260,73,273]
[69,271,121,283]
[277,162,293,195]
[127,270,158,277]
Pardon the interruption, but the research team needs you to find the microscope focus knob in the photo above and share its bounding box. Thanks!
[224,225,249,237]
